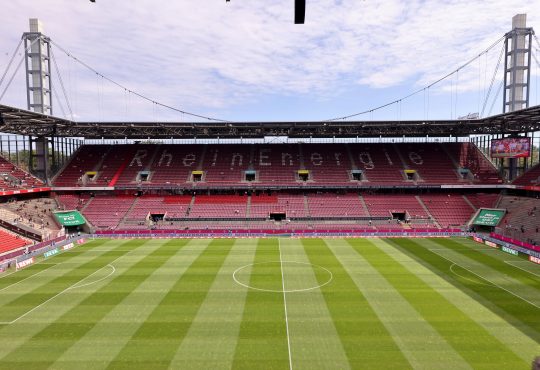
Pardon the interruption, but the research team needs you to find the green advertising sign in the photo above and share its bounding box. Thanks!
[44,248,59,258]
[54,211,86,227]
[501,246,519,256]
[472,209,505,226]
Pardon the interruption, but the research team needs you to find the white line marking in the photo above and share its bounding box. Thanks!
[429,249,540,310]
[278,239,293,370]
[232,261,333,293]
[0,245,139,325]
[0,264,115,325]
[504,261,540,277]
[0,264,58,293]
[449,263,491,287]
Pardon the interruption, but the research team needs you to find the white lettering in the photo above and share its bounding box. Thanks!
[211,150,219,167]
[182,154,196,167]
[129,150,148,167]
[409,152,423,165]
[260,149,271,166]
[383,149,393,165]
[282,153,293,166]
[334,152,342,166]
[311,153,323,166]
[358,152,374,170]
[158,150,172,167]
[231,153,243,167]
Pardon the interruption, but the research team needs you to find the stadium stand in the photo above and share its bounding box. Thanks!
[188,195,247,218]
[0,154,44,190]
[363,194,428,219]
[465,193,499,209]
[81,195,135,229]
[512,163,540,186]
[53,143,504,187]
[0,198,59,238]
[0,228,30,254]
[307,193,368,217]
[396,143,461,184]
[347,143,404,184]
[420,194,475,228]
[445,142,502,183]
[497,196,540,246]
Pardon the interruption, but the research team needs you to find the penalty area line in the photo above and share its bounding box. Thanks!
[430,249,540,310]
[0,245,141,325]
[0,264,115,325]
[504,260,540,277]
[0,263,59,293]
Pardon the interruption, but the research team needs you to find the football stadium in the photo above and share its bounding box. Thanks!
[0,1,539,369]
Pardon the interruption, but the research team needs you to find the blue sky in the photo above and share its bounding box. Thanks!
[1,0,540,122]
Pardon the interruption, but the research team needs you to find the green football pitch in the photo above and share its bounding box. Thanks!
[0,237,538,369]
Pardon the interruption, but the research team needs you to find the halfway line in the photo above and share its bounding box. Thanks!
[278,238,293,370]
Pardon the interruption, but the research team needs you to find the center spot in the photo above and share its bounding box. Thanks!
[233,261,333,293]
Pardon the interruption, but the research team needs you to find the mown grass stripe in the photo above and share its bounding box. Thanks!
[51,239,209,369]
[106,238,235,370]
[232,238,290,370]
[303,238,411,369]
[360,238,527,369]
[281,238,350,370]
[0,239,107,290]
[0,239,145,365]
[169,238,257,369]
[373,238,540,364]
[432,238,540,290]
[327,238,466,369]
[389,237,540,343]
[0,238,159,370]
[0,239,129,324]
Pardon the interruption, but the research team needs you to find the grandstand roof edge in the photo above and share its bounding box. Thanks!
[1,103,539,139]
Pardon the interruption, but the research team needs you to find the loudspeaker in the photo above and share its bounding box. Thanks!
[295,0,305,24]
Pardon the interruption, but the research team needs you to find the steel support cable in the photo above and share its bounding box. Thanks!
[325,35,505,121]
[0,39,23,90]
[50,48,74,120]
[481,42,505,118]
[49,40,230,122]
[488,80,504,117]
[0,38,40,102]
[51,85,68,119]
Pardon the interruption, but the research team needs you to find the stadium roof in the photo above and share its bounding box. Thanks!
[1,103,540,139]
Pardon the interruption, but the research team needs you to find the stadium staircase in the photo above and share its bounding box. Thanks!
[415,196,441,228]
[358,194,371,216]
[462,195,477,211]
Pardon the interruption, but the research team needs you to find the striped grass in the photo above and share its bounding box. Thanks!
[0,237,537,369]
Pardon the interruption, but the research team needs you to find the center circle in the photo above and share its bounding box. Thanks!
[232,261,333,293]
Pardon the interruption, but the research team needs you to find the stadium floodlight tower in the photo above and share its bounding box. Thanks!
[501,14,534,181]
[22,18,53,182]
[503,14,533,113]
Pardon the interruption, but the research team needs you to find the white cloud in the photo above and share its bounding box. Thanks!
[0,0,539,121]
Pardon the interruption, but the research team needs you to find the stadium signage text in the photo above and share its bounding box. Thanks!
[484,241,498,248]
[129,147,428,171]
[62,243,75,251]
[473,209,505,226]
[472,236,484,243]
[16,257,35,270]
[44,248,59,258]
[530,256,540,265]
[54,211,86,227]
[501,246,518,256]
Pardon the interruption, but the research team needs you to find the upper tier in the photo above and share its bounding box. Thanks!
[53,142,502,188]
[0,154,44,191]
